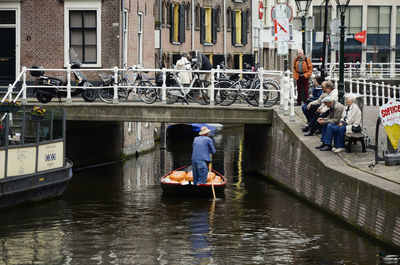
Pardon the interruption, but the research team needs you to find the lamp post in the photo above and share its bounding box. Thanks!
[335,0,350,104]
[295,0,312,53]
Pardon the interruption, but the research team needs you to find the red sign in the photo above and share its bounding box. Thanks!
[258,1,264,20]
[355,31,366,43]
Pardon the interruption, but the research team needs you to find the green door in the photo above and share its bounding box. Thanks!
[0,11,16,86]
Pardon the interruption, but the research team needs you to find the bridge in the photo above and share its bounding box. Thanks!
[24,101,274,124]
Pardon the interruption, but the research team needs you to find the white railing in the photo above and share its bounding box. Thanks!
[1,66,297,121]
[327,76,400,106]
[313,62,400,79]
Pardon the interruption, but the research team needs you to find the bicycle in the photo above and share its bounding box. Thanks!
[140,68,210,105]
[98,67,153,103]
[215,63,280,107]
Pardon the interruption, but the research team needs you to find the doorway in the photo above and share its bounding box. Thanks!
[0,10,16,85]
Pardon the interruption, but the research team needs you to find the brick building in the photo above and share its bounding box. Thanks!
[154,0,253,69]
[0,0,155,155]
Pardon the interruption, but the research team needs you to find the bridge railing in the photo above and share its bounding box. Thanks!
[2,66,297,121]
[313,62,400,79]
[327,76,400,106]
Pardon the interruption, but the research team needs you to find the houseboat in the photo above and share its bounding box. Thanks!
[0,106,73,208]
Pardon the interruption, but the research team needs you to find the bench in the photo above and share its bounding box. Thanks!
[345,132,366,153]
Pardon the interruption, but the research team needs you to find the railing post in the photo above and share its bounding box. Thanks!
[216,65,220,80]
[279,71,285,110]
[8,84,12,102]
[356,79,360,95]
[289,71,295,122]
[381,81,385,105]
[369,81,373,106]
[283,72,289,116]
[349,63,352,78]
[363,79,367,105]
[369,61,372,77]
[258,67,264,108]
[22,67,27,104]
[161,68,167,104]
[348,79,353,94]
[66,64,72,104]
[210,69,215,106]
[113,66,119,104]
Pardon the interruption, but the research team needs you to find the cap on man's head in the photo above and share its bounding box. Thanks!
[322,96,333,103]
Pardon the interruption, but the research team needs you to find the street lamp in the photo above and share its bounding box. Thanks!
[335,0,351,104]
[295,0,312,53]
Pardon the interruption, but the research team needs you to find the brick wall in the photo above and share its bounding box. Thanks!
[20,0,120,77]
[245,111,400,250]
[123,122,155,156]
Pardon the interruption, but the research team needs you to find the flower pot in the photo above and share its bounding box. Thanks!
[30,115,45,122]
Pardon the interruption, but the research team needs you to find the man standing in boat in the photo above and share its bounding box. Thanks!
[192,127,216,185]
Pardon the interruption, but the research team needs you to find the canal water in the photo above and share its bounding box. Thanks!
[0,126,392,264]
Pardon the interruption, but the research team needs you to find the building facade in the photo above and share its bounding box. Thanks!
[155,0,253,69]
[311,0,400,69]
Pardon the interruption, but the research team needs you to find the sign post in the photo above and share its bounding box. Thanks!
[258,1,264,66]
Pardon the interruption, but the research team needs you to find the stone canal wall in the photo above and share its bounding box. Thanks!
[249,110,400,250]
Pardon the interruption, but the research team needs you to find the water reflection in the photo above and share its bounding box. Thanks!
[0,125,392,264]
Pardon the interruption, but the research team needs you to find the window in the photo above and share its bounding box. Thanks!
[368,6,391,34]
[216,6,221,31]
[186,2,191,30]
[64,1,101,67]
[313,5,332,32]
[227,8,231,32]
[195,4,200,30]
[138,12,143,65]
[200,7,217,44]
[69,11,97,63]
[397,6,400,34]
[231,9,248,46]
[162,1,166,24]
[343,6,362,34]
[170,3,185,43]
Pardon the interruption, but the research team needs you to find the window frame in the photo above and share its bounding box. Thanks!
[64,0,102,67]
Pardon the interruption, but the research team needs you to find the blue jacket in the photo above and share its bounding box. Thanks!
[192,136,216,161]
[311,86,323,101]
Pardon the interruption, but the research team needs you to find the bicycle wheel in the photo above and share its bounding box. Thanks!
[137,81,157,104]
[98,84,115,103]
[215,80,237,106]
[192,80,210,105]
[166,89,179,104]
[254,80,280,107]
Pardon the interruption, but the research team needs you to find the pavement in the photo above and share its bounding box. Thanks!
[294,105,400,185]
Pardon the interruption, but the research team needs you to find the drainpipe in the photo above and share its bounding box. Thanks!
[121,0,125,69]
[223,0,226,63]
[191,0,194,50]
[159,0,162,67]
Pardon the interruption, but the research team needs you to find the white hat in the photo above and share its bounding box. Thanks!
[199,126,211,135]
[322,96,333,103]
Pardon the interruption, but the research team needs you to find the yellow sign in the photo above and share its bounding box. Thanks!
[7,147,37,177]
[38,141,64,171]
[379,100,400,150]
[0,150,5,179]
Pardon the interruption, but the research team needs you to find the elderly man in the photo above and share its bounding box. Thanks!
[304,81,338,136]
[324,94,362,153]
[192,126,216,185]
[293,49,313,105]
[315,96,345,151]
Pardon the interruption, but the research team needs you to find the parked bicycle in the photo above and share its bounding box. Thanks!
[98,66,153,103]
[215,63,280,107]
[139,67,210,105]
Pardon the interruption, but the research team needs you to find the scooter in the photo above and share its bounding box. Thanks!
[31,48,97,103]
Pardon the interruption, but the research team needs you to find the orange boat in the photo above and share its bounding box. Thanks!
[160,166,226,197]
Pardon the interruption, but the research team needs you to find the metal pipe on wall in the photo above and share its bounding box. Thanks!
[223,0,226,63]
[192,0,194,50]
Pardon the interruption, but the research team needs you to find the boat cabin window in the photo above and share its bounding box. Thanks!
[1,107,65,148]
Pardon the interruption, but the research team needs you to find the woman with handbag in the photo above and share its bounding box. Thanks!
[325,94,362,153]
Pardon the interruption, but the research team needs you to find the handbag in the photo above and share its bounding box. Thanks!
[351,125,362,133]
